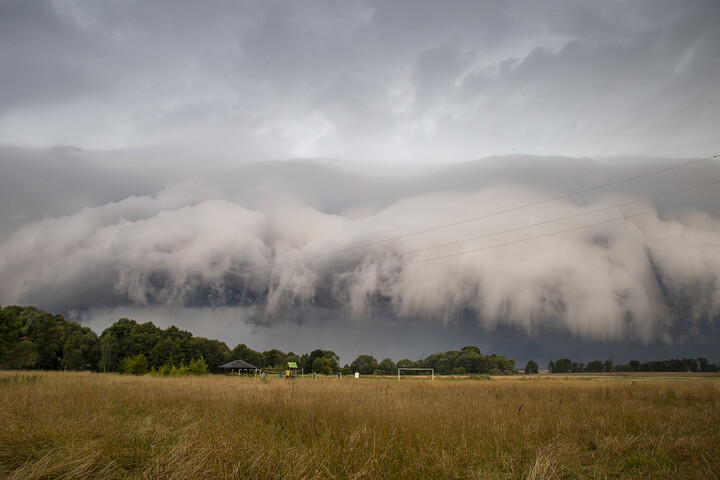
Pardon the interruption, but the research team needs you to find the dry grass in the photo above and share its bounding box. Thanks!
[1,372,719,479]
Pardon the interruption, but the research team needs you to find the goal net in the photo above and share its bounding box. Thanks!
[397,368,435,381]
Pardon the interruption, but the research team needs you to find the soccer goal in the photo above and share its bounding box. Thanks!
[397,368,435,381]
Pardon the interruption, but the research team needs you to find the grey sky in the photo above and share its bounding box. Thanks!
[1,1,719,365]
[1,0,718,162]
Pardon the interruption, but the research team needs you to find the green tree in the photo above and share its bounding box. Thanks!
[697,357,718,373]
[396,359,416,369]
[311,357,333,375]
[458,350,482,374]
[524,360,539,374]
[585,360,604,373]
[436,351,460,375]
[378,358,396,375]
[603,359,614,373]
[0,339,38,369]
[232,343,265,368]
[191,338,232,373]
[628,360,642,372]
[263,349,286,368]
[23,310,63,369]
[551,358,572,373]
[0,306,22,358]
[186,357,209,375]
[350,354,378,375]
[60,321,98,371]
[98,333,119,372]
[307,349,340,373]
[121,353,149,375]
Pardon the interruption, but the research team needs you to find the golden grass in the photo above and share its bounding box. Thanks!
[1,372,719,479]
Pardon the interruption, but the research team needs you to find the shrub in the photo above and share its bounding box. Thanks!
[121,354,148,375]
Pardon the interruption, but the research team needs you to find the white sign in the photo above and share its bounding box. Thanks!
[354,372,360,379]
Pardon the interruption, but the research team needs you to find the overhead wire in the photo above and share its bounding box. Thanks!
[259,191,720,285]
[351,193,720,280]
[252,180,720,285]
[243,154,719,274]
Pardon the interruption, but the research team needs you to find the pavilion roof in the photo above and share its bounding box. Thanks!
[219,359,258,370]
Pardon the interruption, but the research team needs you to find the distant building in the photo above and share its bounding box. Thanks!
[219,359,258,376]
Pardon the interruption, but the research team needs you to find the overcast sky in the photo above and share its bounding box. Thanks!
[1,1,719,366]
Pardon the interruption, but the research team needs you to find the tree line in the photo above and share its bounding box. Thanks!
[2,305,717,376]
[544,357,720,373]
[0,305,517,376]
[353,346,518,376]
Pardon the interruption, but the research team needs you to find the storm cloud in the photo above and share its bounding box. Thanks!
[2,149,719,348]
[0,1,718,161]
[1,1,719,363]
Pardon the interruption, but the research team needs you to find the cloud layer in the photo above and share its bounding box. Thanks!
[2,150,719,346]
[1,1,718,161]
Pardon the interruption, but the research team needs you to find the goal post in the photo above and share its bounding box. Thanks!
[397,368,435,381]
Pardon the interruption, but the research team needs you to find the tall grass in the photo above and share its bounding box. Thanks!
[0,371,718,479]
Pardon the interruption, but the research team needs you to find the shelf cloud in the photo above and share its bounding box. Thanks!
[2,149,718,347]
[1,1,719,362]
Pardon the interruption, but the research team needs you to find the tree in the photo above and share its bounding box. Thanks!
[98,333,119,372]
[524,360,539,374]
[0,339,38,369]
[186,357,209,375]
[149,337,180,369]
[698,357,718,373]
[378,358,396,375]
[232,343,265,368]
[396,359,416,369]
[311,357,333,375]
[461,346,481,355]
[603,359,614,373]
[585,360,604,373]
[683,358,699,372]
[263,349,286,367]
[121,353,148,375]
[0,306,22,359]
[436,351,460,375]
[551,358,572,373]
[191,338,232,373]
[23,310,63,369]
[60,321,97,371]
[350,354,378,375]
[458,350,482,374]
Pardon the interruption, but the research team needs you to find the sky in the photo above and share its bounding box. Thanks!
[1,0,719,367]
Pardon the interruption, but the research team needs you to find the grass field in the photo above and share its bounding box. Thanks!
[1,372,719,479]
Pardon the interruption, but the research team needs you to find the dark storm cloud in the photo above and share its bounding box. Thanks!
[1,147,719,349]
[1,1,719,361]
[0,1,718,158]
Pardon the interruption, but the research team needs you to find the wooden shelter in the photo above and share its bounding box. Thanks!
[219,359,258,376]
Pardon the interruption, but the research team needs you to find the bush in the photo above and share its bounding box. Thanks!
[121,354,148,375]
[149,357,209,377]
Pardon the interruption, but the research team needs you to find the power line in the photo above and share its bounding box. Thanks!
[330,179,720,268]
[258,191,720,284]
[245,154,719,274]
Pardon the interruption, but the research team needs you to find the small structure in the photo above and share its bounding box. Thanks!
[219,359,258,376]
[285,361,298,379]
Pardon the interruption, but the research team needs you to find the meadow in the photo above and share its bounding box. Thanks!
[1,372,719,479]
